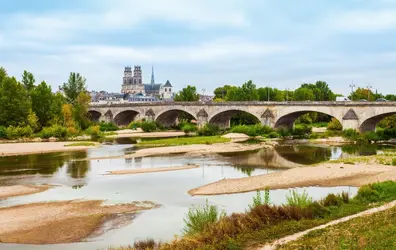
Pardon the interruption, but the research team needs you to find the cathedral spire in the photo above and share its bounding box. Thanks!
[151,65,155,85]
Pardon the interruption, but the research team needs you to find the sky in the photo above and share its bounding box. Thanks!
[1,0,396,96]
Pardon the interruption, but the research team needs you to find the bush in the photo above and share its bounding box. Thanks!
[128,121,142,130]
[182,123,197,134]
[338,191,350,203]
[39,125,68,139]
[363,131,381,142]
[322,193,343,207]
[327,118,342,131]
[99,122,118,132]
[285,189,313,208]
[307,202,330,218]
[133,238,161,250]
[276,126,291,137]
[230,124,273,137]
[197,124,220,136]
[292,124,312,136]
[249,189,271,209]
[6,126,33,139]
[268,131,280,138]
[182,200,225,236]
[392,158,396,166]
[141,121,158,132]
[342,129,360,141]
[85,125,103,140]
[0,126,6,139]
[355,185,380,203]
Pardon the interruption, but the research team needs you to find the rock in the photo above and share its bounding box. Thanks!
[48,137,58,142]
[32,138,42,142]
[221,133,250,142]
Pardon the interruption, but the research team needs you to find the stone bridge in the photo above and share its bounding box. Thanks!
[88,101,396,132]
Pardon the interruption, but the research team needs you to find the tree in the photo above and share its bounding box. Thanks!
[62,72,87,105]
[294,87,314,101]
[31,81,54,127]
[349,87,375,101]
[73,91,91,129]
[22,70,35,92]
[174,85,200,101]
[225,80,258,101]
[0,77,31,127]
[214,85,232,99]
[0,67,7,86]
[50,92,65,124]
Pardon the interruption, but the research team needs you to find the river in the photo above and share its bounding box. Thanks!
[0,139,393,250]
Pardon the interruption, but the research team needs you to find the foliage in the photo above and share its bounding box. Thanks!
[5,125,33,139]
[0,126,6,139]
[268,131,280,138]
[27,110,40,132]
[322,193,343,207]
[294,87,315,101]
[214,85,233,99]
[31,81,55,127]
[276,126,291,137]
[378,114,396,129]
[21,70,35,92]
[292,124,312,136]
[133,238,161,250]
[62,72,87,105]
[285,190,313,208]
[141,121,158,132]
[249,189,271,209]
[174,85,200,101]
[197,124,220,136]
[327,118,342,131]
[225,80,259,101]
[230,124,273,136]
[393,158,396,166]
[62,104,75,128]
[342,129,360,141]
[98,122,119,132]
[349,87,377,101]
[39,125,68,139]
[182,200,225,236]
[137,136,230,147]
[73,91,91,130]
[181,123,197,134]
[230,112,260,126]
[85,125,103,141]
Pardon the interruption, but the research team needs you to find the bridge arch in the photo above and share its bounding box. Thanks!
[155,109,197,128]
[113,110,140,126]
[359,112,396,133]
[275,110,342,130]
[209,109,261,129]
[88,110,102,122]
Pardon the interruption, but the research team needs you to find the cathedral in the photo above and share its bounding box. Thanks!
[121,65,173,99]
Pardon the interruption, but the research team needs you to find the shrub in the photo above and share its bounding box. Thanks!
[292,124,312,136]
[133,238,161,250]
[85,125,103,140]
[39,125,68,139]
[99,122,118,132]
[0,126,6,139]
[276,126,291,137]
[230,124,273,136]
[182,123,197,134]
[128,121,142,130]
[342,129,360,141]
[338,191,350,203]
[327,118,342,131]
[355,185,380,203]
[182,200,225,236]
[285,189,313,208]
[67,126,80,137]
[363,131,381,142]
[141,121,158,132]
[268,131,280,138]
[6,126,33,139]
[322,193,343,207]
[249,189,271,209]
[197,124,220,136]
[392,158,396,166]
[307,201,330,218]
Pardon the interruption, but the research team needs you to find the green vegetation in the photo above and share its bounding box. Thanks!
[113,181,396,250]
[327,118,342,131]
[128,120,165,132]
[249,189,271,209]
[182,200,226,236]
[64,142,96,147]
[136,136,230,147]
[181,123,197,134]
[99,122,119,132]
[197,124,220,136]
[285,190,313,208]
[173,85,200,102]
[230,124,273,136]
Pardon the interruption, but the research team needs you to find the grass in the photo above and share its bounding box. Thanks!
[136,136,230,147]
[279,205,396,249]
[64,142,96,147]
[329,154,396,166]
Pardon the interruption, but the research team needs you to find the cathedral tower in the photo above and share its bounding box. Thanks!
[133,65,142,84]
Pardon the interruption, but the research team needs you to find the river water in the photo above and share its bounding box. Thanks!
[0,140,393,250]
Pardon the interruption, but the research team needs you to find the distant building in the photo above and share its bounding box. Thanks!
[121,65,173,99]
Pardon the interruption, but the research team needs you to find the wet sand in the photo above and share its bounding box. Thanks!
[0,142,99,157]
[0,200,157,244]
[188,163,396,196]
[107,164,200,175]
[0,185,52,199]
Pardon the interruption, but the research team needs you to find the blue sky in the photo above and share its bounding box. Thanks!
[1,0,396,96]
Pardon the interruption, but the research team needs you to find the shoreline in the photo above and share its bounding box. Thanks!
[188,163,396,196]
[0,185,53,199]
[0,200,158,244]
[106,164,200,175]
[0,141,100,157]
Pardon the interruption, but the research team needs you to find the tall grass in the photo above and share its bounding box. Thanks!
[182,200,226,236]
[249,189,271,210]
[285,190,313,208]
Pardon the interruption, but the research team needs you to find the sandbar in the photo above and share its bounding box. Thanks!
[0,185,52,199]
[188,163,396,196]
[107,164,200,175]
[106,131,185,139]
[0,141,99,157]
[0,200,157,244]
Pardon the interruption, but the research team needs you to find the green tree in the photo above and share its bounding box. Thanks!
[21,70,36,92]
[214,85,232,99]
[225,80,258,101]
[73,91,91,129]
[0,67,7,86]
[31,81,55,127]
[50,92,65,124]
[294,87,314,101]
[349,87,376,101]
[0,77,31,127]
[174,85,200,101]
[62,72,87,105]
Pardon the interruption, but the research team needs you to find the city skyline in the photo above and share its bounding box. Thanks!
[1,0,396,96]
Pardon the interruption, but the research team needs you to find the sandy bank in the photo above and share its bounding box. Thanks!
[0,200,157,244]
[107,164,199,175]
[188,163,396,196]
[0,185,52,199]
[0,141,99,157]
[106,131,185,139]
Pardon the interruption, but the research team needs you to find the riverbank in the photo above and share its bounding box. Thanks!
[0,200,157,244]
[106,130,185,139]
[0,185,52,199]
[107,164,200,175]
[0,141,100,157]
[188,162,396,196]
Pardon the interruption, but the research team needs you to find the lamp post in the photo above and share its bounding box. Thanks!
[349,82,355,101]
[367,85,372,101]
